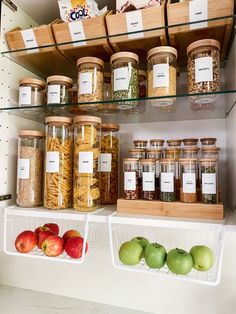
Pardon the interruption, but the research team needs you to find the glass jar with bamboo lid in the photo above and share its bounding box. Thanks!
[179,159,197,203]
[123,158,139,200]
[19,78,46,107]
[160,158,176,202]
[47,75,73,104]
[140,159,157,201]
[199,158,218,204]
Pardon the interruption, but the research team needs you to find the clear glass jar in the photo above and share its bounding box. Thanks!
[150,139,165,149]
[77,57,104,111]
[201,147,220,159]
[47,75,73,104]
[139,70,147,98]
[111,52,139,109]
[160,159,176,202]
[183,138,198,147]
[98,72,119,115]
[19,78,46,107]
[179,159,197,203]
[199,159,218,204]
[133,140,148,149]
[141,159,157,201]
[100,123,120,204]
[44,117,73,210]
[74,116,101,211]
[166,139,182,148]
[183,147,199,159]
[200,137,217,147]
[187,39,220,104]
[147,46,177,106]
[17,130,44,207]
[123,158,139,200]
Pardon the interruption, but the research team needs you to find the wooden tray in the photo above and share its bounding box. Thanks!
[117,199,224,220]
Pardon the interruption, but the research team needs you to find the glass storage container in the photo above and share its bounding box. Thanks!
[199,159,218,204]
[160,159,176,202]
[150,139,165,149]
[200,137,217,147]
[201,147,220,159]
[47,75,73,104]
[100,123,120,204]
[183,147,199,159]
[133,140,148,149]
[74,116,101,211]
[166,139,182,148]
[77,57,104,110]
[183,138,198,147]
[123,158,139,200]
[19,78,46,107]
[141,159,157,201]
[187,39,220,103]
[179,159,197,203]
[139,70,147,98]
[17,130,44,208]
[147,46,177,106]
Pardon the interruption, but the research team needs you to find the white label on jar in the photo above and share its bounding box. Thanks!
[143,172,155,192]
[161,172,174,193]
[47,85,61,104]
[202,173,216,194]
[46,152,60,173]
[183,173,196,193]
[98,153,112,172]
[19,86,31,106]
[114,67,129,91]
[126,10,144,40]
[124,172,136,191]
[153,64,169,88]
[21,29,39,53]
[195,57,213,83]
[17,159,30,179]
[68,20,87,47]
[79,152,93,174]
[79,72,93,95]
[189,0,208,30]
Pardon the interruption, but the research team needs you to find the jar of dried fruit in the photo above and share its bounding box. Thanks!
[47,75,73,104]
[123,158,139,200]
[199,159,218,204]
[179,159,197,203]
[160,159,176,202]
[141,159,157,201]
[19,78,46,107]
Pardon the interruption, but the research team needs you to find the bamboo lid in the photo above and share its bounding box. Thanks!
[146,148,163,152]
[199,158,218,163]
[19,78,46,88]
[150,139,165,144]
[19,130,44,138]
[183,138,198,143]
[183,147,199,151]
[101,123,120,131]
[179,158,197,163]
[47,75,73,86]
[147,46,178,60]
[74,115,101,124]
[110,52,139,64]
[129,149,145,153]
[140,159,157,163]
[160,158,176,163]
[77,57,104,68]
[139,70,147,78]
[165,148,181,152]
[45,116,72,124]
[167,139,182,145]
[187,39,220,55]
[123,158,139,163]
[202,147,220,152]
[134,140,148,144]
[200,137,217,143]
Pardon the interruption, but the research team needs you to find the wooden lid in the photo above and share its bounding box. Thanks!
[134,140,148,143]
[160,158,176,163]
[19,78,46,88]
[150,139,165,144]
[129,149,145,153]
[199,158,218,163]
[183,138,198,143]
[77,57,104,68]
[165,148,181,152]
[200,137,217,143]
[140,159,157,163]
[19,130,44,138]
[45,116,72,124]
[139,70,147,78]
[146,148,163,152]
[183,147,199,151]
[147,46,178,60]
[110,52,139,64]
[74,115,101,124]
[101,123,120,131]
[187,39,220,55]
[47,75,73,86]
[179,158,197,163]
[202,147,220,152]
[167,139,182,144]
[123,158,139,162]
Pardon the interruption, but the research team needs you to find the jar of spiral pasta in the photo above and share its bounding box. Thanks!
[44,116,73,210]
[74,116,101,211]
[17,130,44,207]
[47,76,73,104]
[100,123,120,204]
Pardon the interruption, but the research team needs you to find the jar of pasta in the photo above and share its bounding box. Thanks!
[47,76,73,104]
[199,159,218,204]
[100,123,120,204]
[183,138,198,147]
[160,159,176,202]
[74,116,101,211]
[17,130,44,207]
[123,158,139,200]
[19,78,46,107]
[139,70,147,98]
[179,159,197,203]
[141,159,157,201]
[147,46,177,106]
[150,139,165,149]
[44,117,73,210]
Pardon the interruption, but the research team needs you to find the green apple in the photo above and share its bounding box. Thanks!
[190,245,214,271]
[131,237,150,258]
[167,248,193,275]
[144,243,167,269]
[119,241,143,266]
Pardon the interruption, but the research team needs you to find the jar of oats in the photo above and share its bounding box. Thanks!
[147,46,177,106]
[47,76,73,104]
[73,116,101,211]
[77,57,104,111]
[17,130,44,208]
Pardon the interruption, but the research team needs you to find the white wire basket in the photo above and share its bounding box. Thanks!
[108,213,225,285]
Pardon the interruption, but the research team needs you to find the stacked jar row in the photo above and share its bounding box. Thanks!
[16,117,120,211]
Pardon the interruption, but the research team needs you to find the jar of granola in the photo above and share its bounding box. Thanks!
[123,158,139,200]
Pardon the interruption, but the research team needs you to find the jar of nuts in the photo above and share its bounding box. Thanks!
[123,158,139,200]
[141,159,157,201]
[47,76,73,104]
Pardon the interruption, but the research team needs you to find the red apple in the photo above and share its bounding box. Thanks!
[43,223,59,235]
[65,237,88,259]
[34,226,51,239]
[37,230,55,250]
[15,230,37,253]
[62,230,81,243]
[41,235,64,257]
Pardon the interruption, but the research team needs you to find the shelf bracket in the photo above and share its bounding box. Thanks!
[2,0,17,12]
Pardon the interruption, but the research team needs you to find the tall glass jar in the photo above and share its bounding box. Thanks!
[129,148,145,197]
[17,130,44,207]
[44,117,73,210]
[199,159,218,204]
[19,78,46,107]
[140,159,156,201]
[147,46,177,106]
[160,159,176,202]
[150,139,165,149]
[123,158,139,200]
[100,123,120,204]
[74,116,101,211]
[179,159,197,203]
[77,57,104,111]
[47,76,73,104]
[139,70,147,98]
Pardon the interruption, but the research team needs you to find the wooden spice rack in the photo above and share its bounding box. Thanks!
[117,199,224,220]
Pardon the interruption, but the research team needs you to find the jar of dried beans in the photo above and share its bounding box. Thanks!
[17,130,44,207]
[199,159,218,204]
[141,159,157,201]
[19,78,46,107]
[74,116,101,211]
[160,159,176,202]
[47,75,73,104]
[123,158,139,200]
[179,159,197,203]
[44,117,73,210]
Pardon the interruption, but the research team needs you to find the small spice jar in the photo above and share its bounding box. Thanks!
[77,57,104,110]
[147,46,177,106]
[201,147,220,159]
[17,130,44,207]
[187,39,220,103]
[123,158,139,200]
[183,147,199,159]
[200,138,217,147]
[183,138,198,147]
[19,78,46,107]
[150,139,165,149]
[99,72,119,115]
[111,52,139,109]
[166,139,182,148]
[140,159,157,201]
[160,159,176,202]
[199,159,218,204]
[139,70,147,98]
[133,140,148,149]
[47,75,73,104]
[179,159,197,203]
